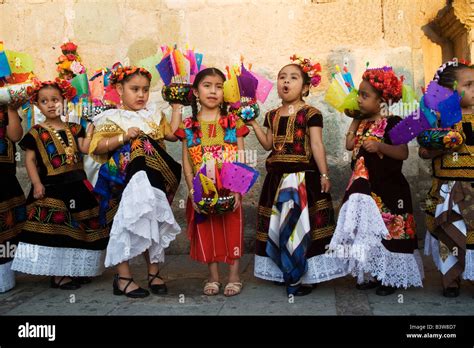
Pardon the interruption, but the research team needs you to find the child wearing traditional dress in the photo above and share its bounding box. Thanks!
[248,56,347,296]
[175,68,250,297]
[420,60,474,297]
[331,67,424,296]
[12,79,106,290]
[0,104,26,293]
[90,66,182,298]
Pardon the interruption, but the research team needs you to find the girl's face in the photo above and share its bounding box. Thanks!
[193,74,224,110]
[357,80,383,116]
[455,67,474,109]
[35,87,64,120]
[277,65,308,103]
[117,74,150,111]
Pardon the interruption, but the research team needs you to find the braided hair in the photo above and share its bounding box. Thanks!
[434,60,471,90]
[190,68,228,133]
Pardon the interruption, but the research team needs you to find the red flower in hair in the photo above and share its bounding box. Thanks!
[290,54,322,87]
[362,67,402,102]
[61,42,78,52]
[110,66,152,86]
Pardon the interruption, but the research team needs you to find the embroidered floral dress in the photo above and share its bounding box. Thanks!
[13,122,108,277]
[175,113,249,265]
[423,113,474,289]
[330,116,424,288]
[254,105,348,292]
[90,105,181,267]
[0,106,26,292]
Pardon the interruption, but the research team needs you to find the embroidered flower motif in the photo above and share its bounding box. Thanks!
[46,143,56,155]
[40,132,50,142]
[388,214,405,239]
[51,156,62,168]
[88,218,100,230]
[295,128,305,140]
[27,207,36,220]
[371,118,388,138]
[52,211,66,224]
[204,145,222,159]
[240,106,255,121]
[293,142,304,154]
[39,208,48,221]
[3,210,14,227]
[188,144,203,166]
[296,112,306,126]
[131,138,142,151]
[143,139,154,155]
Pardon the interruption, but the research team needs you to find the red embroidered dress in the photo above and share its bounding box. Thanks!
[175,114,249,265]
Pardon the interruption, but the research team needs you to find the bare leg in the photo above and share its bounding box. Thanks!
[116,261,139,292]
[143,250,164,285]
[224,260,241,296]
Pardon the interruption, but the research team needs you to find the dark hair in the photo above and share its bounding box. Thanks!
[437,63,470,89]
[190,68,228,132]
[278,63,311,97]
[120,70,151,85]
[34,84,63,102]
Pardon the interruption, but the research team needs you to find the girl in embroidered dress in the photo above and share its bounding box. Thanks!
[90,66,182,298]
[420,60,474,297]
[175,68,250,297]
[330,67,424,296]
[248,56,347,296]
[12,79,107,290]
[0,103,26,293]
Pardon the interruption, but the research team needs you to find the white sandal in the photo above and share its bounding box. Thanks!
[224,282,243,297]
[203,281,221,296]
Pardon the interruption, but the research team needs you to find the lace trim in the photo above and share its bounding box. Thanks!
[0,261,15,293]
[361,246,424,288]
[11,242,105,276]
[329,193,389,264]
[254,254,349,284]
[104,171,181,267]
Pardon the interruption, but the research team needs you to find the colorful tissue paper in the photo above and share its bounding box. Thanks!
[71,73,89,97]
[424,81,453,111]
[438,92,462,128]
[248,70,273,103]
[388,109,431,145]
[220,162,259,195]
[5,50,34,74]
[0,51,11,78]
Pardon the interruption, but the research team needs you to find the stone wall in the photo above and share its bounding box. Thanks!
[0,0,461,254]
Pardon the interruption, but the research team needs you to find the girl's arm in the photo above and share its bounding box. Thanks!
[363,140,409,160]
[77,123,95,154]
[6,106,23,142]
[164,104,182,142]
[309,127,331,193]
[93,127,140,155]
[345,119,361,151]
[25,149,45,199]
[247,119,273,151]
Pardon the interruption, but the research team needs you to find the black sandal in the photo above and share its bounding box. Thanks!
[50,276,81,290]
[113,274,149,298]
[148,272,168,295]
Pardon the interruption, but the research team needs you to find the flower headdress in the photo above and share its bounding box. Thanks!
[289,54,322,87]
[28,78,77,102]
[56,41,85,78]
[362,66,402,102]
[433,59,474,82]
[109,66,152,86]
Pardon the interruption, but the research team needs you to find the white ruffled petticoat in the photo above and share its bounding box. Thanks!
[329,193,424,288]
[11,243,105,277]
[0,261,15,293]
[104,171,181,267]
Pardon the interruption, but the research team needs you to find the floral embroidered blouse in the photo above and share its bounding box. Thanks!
[175,113,249,174]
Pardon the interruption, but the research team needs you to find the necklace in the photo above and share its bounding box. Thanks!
[199,111,220,138]
[272,103,305,151]
[44,120,77,165]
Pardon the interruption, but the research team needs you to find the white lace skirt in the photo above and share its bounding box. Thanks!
[254,254,349,284]
[0,261,15,293]
[11,242,105,276]
[104,171,181,267]
[330,193,424,288]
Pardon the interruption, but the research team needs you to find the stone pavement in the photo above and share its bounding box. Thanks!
[0,253,473,316]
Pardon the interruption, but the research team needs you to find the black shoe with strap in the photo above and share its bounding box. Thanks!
[443,287,460,298]
[113,274,150,298]
[148,272,168,295]
[50,276,81,290]
[376,285,396,296]
[356,280,380,290]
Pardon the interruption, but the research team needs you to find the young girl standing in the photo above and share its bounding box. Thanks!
[175,68,250,297]
[90,66,182,298]
[12,79,107,290]
[0,105,26,293]
[331,67,424,295]
[248,57,347,296]
[420,61,474,297]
